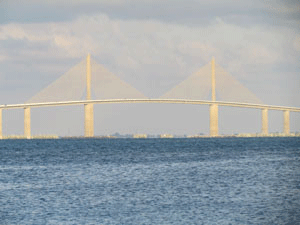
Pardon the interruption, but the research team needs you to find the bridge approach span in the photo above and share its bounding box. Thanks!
[0,99,300,112]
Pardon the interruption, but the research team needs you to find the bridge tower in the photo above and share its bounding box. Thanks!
[84,53,94,137]
[210,57,218,137]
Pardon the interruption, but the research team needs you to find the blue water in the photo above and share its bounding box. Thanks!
[0,138,300,224]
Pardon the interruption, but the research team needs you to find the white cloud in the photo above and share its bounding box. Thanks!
[294,36,300,51]
[0,55,8,62]
[0,24,48,42]
[10,0,263,7]
[0,14,298,84]
[264,1,300,14]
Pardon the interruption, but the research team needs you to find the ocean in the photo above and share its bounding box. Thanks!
[0,138,299,224]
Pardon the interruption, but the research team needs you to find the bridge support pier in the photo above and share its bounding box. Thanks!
[210,104,218,137]
[84,104,94,137]
[261,108,268,136]
[283,110,290,135]
[0,109,2,139]
[24,107,31,139]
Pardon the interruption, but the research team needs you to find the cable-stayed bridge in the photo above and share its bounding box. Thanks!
[1,54,299,138]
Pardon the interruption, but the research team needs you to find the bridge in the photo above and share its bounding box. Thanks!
[0,54,299,138]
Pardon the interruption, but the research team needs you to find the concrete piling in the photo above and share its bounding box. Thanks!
[84,104,94,137]
[261,108,268,135]
[24,107,31,139]
[210,104,218,137]
[0,109,2,139]
[283,110,290,135]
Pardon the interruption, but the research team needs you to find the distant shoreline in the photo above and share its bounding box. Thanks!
[1,133,299,140]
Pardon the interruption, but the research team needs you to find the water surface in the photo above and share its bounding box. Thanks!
[0,138,299,224]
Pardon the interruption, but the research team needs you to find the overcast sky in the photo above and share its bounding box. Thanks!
[0,0,299,136]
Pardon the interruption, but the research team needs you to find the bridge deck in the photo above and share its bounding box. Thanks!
[1,99,300,112]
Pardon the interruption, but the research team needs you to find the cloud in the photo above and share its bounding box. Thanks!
[0,24,49,42]
[2,0,296,29]
[0,13,299,102]
[265,0,300,14]
[293,36,300,51]
[0,14,296,70]
[4,0,262,7]
[0,55,8,62]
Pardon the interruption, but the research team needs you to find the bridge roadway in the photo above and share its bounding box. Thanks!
[1,99,300,112]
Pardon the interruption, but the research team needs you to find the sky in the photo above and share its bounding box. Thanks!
[0,0,299,136]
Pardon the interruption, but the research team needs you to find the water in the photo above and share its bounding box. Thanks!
[0,138,299,224]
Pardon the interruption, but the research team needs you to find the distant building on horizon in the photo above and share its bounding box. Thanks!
[133,134,148,138]
[160,134,174,138]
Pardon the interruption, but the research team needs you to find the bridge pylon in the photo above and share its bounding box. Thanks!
[261,108,268,135]
[283,110,290,135]
[209,57,219,137]
[0,109,2,139]
[84,53,94,137]
[210,104,218,137]
[24,107,31,139]
[84,103,94,137]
